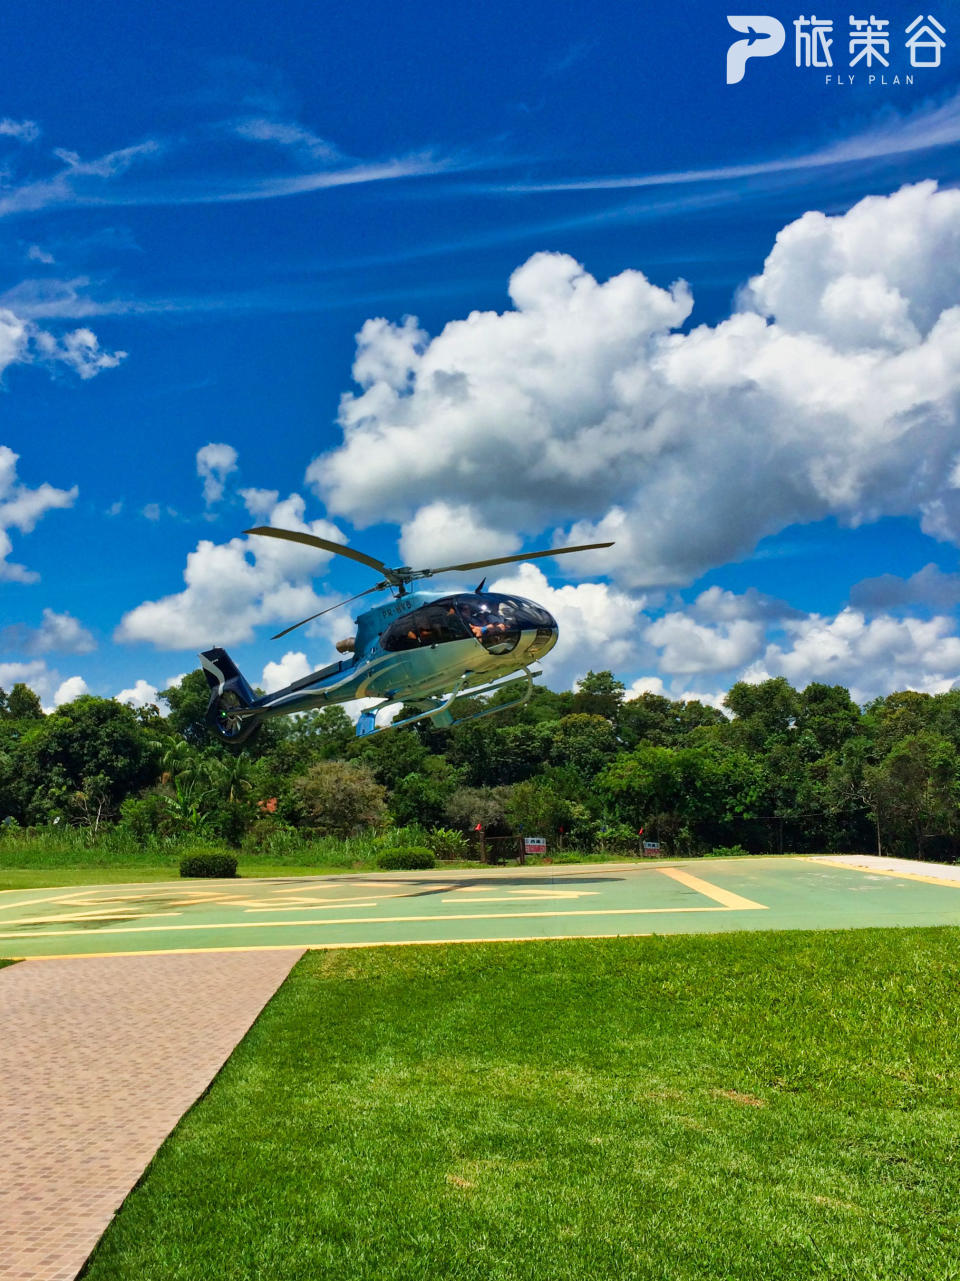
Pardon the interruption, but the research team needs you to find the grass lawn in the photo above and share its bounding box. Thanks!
[0,863,369,892]
[81,929,960,1280]
[0,850,635,892]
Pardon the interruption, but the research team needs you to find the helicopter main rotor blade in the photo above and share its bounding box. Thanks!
[244,527,395,578]
[270,584,385,640]
[421,541,615,578]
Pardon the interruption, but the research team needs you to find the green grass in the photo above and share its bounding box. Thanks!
[0,864,371,892]
[81,929,960,1280]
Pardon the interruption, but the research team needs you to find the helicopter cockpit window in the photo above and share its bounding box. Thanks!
[454,595,534,655]
[380,603,471,652]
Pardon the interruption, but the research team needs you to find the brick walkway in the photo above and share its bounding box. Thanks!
[0,948,304,1281]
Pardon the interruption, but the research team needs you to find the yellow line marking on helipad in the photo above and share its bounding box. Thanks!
[0,904,747,941]
[808,857,960,889]
[242,900,380,913]
[14,933,651,961]
[657,866,768,910]
[439,892,599,903]
[2,909,182,927]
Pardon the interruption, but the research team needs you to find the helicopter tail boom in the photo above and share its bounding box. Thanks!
[199,647,261,745]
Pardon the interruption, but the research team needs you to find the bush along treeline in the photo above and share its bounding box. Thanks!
[1,669,959,862]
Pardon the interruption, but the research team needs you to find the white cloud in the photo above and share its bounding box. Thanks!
[0,659,49,693]
[240,487,279,518]
[0,304,124,382]
[116,492,349,650]
[26,244,54,264]
[53,675,89,706]
[115,678,161,709]
[31,326,126,379]
[309,183,960,591]
[643,613,765,675]
[197,442,239,505]
[742,608,960,703]
[399,500,520,569]
[261,650,312,693]
[0,118,40,143]
[0,446,77,582]
[231,117,340,164]
[0,608,95,656]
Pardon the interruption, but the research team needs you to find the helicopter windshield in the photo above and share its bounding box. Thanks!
[454,594,554,655]
[380,603,472,652]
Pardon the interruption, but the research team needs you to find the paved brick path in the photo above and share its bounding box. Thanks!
[0,949,304,1281]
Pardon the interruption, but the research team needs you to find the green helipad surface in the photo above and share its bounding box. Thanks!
[3,856,960,959]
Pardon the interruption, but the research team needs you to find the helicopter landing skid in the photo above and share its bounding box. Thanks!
[356,667,541,737]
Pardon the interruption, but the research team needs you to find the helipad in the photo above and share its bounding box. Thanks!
[3,855,960,960]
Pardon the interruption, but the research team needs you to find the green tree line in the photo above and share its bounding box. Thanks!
[1,670,959,860]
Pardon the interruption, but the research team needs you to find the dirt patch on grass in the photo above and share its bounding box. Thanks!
[712,1088,766,1108]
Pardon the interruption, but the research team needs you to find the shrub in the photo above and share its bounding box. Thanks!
[290,760,388,836]
[710,844,748,859]
[427,827,469,860]
[376,846,435,871]
[180,852,238,878]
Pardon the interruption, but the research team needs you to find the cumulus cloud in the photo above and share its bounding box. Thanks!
[643,613,765,675]
[31,326,126,379]
[239,487,279,519]
[0,608,95,655]
[261,650,312,693]
[399,500,520,569]
[0,304,124,382]
[850,562,960,612]
[0,446,77,582]
[0,659,49,694]
[197,442,239,505]
[52,675,89,706]
[116,492,350,650]
[690,586,802,623]
[742,608,960,704]
[115,678,161,709]
[309,182,960,590]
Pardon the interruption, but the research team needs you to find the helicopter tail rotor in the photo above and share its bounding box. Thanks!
[199,648,262,746]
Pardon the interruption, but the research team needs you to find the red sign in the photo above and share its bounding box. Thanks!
[524,836,547,854]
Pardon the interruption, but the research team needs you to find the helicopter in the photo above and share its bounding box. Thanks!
[199,526,613,744]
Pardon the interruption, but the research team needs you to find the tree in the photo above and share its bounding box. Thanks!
[573,670,625,722]
[5,683,43,721]
[504,779,571,836]
[14,696,159,824]
[864,732,960,858]
[444,786,514,835]
[290,760,388,836]
[390,757,464,827]
[357,729,429,789]
[160,671,213,745]
[724,678,799,752]
[548,714,619,777]
[795,683,861,753]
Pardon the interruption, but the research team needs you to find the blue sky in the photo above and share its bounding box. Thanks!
[3,0,960,710]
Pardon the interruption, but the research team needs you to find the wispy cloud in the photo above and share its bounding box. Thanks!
[229,116,341,164]
[0,141,162,216]
[483,91,960,193]
[0,118,40,144]
[0,122,464,219]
